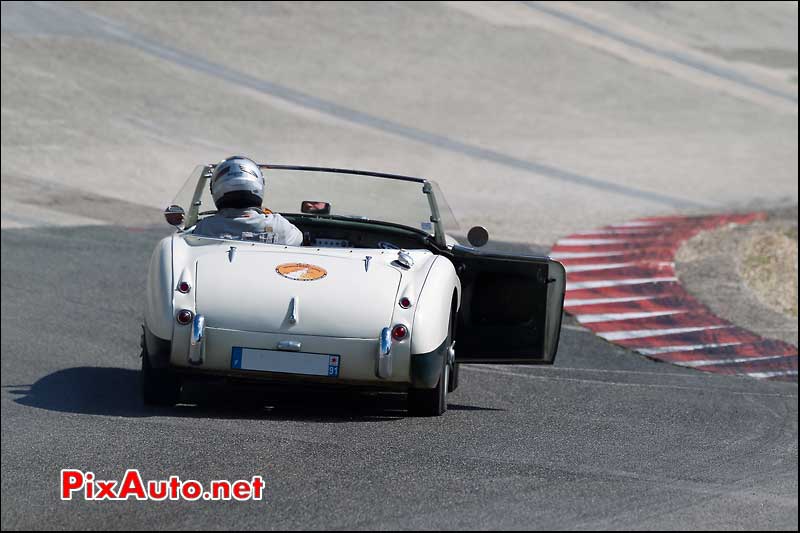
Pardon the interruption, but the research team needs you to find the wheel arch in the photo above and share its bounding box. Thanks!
[144,235,175,342]
[410,256,460,355]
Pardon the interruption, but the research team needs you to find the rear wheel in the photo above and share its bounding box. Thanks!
[141,340,180,407]
[448,362,460,393]
[408,315,452,417]
[408,356,448,417]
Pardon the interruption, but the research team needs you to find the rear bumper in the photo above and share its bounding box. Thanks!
[174,366,410,393]
[170,326,413,385]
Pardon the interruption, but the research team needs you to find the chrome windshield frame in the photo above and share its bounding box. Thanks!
[181,164,454,245]
[422,181,447,248]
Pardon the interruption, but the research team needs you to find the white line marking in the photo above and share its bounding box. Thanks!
[462,365,797,398]
[599,325,730,342]
[564,261,673,273]
[555,238,628,246]
[571,229,654,236]
[745,370,798,379]
[614,221,662,228]
[576,310,686,324]
[675,354,798,368]
[636,342,742,355]
[564,262,635,273]
[565,295,658,306]
[486,365,710,378]
[566,277,677,290]
[550,251,626,259]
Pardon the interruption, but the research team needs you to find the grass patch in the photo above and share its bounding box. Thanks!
[739,227,798,318]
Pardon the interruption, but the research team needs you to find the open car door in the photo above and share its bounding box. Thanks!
[451,246,566,364]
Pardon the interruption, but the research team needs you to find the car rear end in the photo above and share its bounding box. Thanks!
[168,241,422,389]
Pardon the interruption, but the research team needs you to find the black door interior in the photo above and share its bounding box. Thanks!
[452,248,565,364]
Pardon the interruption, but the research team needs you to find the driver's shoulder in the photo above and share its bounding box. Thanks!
[262,210,291,223]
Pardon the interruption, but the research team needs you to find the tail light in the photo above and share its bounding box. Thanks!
[176,309,194,325]
[177,281,191,293]
[398,297,412,309]
[391,324,408,341]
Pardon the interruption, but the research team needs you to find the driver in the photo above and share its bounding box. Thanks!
[194,156,303,246]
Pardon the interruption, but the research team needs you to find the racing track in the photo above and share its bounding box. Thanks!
[2,1,798,530]
[2,215,797,529]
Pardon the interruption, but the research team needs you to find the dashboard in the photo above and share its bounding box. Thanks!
[310,237,406,249]
[289,217,431,250]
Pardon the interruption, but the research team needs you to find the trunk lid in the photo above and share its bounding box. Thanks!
[195,249,401,338]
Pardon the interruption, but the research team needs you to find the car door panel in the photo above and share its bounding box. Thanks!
[451,246,565,364]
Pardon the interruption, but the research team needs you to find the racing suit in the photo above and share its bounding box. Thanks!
[193,208,303,246]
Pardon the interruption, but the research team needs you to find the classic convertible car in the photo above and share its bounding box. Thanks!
[142,164,566,416]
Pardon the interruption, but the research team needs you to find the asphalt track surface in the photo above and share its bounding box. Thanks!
[2,1,798,530]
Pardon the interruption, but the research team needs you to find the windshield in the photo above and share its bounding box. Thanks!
[172,165,459,241]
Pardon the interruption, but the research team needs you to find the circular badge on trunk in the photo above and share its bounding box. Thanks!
[276,263,328,281]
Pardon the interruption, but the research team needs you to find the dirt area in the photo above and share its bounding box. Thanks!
[676,206,798,347]
[740,220,798,317]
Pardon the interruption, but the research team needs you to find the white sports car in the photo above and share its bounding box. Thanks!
[142,164,566,416]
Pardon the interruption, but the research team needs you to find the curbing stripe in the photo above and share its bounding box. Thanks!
[576,310,687,324]
[566,277,678,290]
[636,342,743,355]
[553,213,797,381]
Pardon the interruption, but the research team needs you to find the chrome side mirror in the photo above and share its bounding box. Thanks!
[164,205,185,227]
[467,226,489,247]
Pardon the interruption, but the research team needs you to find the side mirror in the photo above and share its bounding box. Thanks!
[467,226,489,247]
[164,205,185,227]
[301,201,331,215]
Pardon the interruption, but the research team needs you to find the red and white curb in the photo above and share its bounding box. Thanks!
[552,214,798,382]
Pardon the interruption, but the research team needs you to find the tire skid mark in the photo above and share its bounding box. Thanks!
[553,213,798,381]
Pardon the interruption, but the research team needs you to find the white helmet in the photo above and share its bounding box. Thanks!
[210,156,265,209]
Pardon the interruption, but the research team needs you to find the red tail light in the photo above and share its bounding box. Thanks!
[177,281,191,293]
[176,309,194,325]
[391,324,408,341]
[398,297,412,309]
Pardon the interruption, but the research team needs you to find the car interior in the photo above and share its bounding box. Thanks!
[283,215,434,250]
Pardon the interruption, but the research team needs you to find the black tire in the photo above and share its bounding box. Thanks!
[141,344,180,407]
[448,362,460,393]
[408,315,452,417]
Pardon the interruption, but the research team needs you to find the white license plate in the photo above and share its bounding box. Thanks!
[231,347,340,377]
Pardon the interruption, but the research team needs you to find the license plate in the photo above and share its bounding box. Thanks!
[231,347,340,377]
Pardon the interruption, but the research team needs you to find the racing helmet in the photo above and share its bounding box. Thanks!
[210,156,265,209]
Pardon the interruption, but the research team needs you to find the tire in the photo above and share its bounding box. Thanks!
[141,343,180,407]
[408,315,452,417]
[448,362,460,393]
